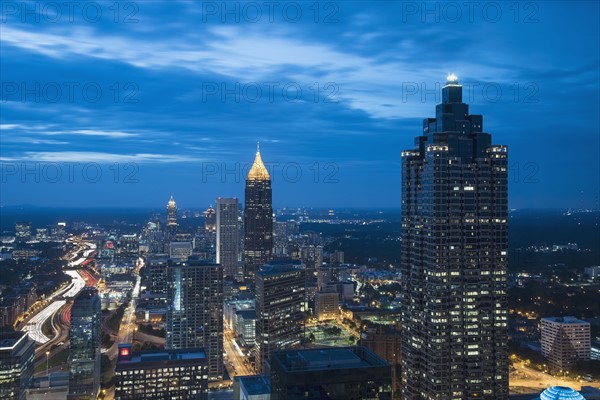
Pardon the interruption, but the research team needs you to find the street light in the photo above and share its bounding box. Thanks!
[46,351,50,377]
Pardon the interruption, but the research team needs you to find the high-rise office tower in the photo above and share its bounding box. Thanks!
[147,255,169,296]
[166,259,224,380]
[166,195,178,235]
[14,222,31,242]
[243,144,273,278]
[204,206,217,233]
[115,344,208,400]
[400,75,509,399]
[255,261,305,373]
[300,245,324,282]
[216,198,240,278]
[269,347,392,400]
[68,287,101,400]
[0,331,35,400]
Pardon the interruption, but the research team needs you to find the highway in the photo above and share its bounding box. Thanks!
[22,301,66,343]
[19,237,98,378]
[21,270,85,344]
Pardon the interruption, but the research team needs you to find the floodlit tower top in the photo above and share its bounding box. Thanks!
[446,73,459,84]
[247,144,270,181]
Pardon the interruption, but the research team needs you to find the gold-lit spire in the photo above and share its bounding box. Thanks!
[247,142,270,181]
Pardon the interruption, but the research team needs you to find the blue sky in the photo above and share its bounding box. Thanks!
[1,1,598,209]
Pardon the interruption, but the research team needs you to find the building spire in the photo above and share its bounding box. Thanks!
[247,144,270,181]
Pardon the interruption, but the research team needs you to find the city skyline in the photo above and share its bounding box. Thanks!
[1,2,599,209]
[0,2,599,400]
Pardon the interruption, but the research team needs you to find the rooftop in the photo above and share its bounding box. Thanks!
[542,316,589,325]
[0,331,28,351]
[116,346,206,366]
[235,375,270,395]
[272,346,388,372]
[258,260,304,276]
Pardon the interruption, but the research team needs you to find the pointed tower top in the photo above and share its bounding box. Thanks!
[247,145,270,181]
[168,195,176,205]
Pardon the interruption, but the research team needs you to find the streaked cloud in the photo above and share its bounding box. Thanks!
[1,151,199,163]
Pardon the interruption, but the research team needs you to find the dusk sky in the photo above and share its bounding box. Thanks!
[1,1,598,209]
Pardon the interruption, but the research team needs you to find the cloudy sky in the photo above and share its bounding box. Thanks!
[1,1,598,209]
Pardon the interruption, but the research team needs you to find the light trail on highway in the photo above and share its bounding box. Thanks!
[63,270,86,298]
[22,300,65,343]
[21,270,86,344]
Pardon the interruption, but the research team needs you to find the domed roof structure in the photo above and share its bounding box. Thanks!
[538,386,585,400]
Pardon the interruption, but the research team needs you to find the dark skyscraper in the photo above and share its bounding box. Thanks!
[166,195,178,235]
[166,259,224,380]
[269,347,392,400]
[243,144,273,278]
[68,287,101,400]
[255,261,305,373]
[400,75,509,399]
[217,197,240,278]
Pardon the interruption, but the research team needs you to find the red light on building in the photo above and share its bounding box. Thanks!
[118,344,133,361]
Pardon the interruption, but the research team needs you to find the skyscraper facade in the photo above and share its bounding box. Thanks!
[166,259,224,380]
[541,316,591,371]
[166,195,178,236]
[243,145,273,278]
[68,287,101,400]
[216,197,240,278]
[115,344,208,400]
[0,331,35,400]
[400,75,509,399]
[255,261,305,373]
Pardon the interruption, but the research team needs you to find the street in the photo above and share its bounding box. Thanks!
[223,329,254,377]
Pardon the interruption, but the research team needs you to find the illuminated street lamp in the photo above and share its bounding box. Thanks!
[46,351,50,377]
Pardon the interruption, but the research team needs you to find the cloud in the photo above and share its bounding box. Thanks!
[1,123,140,138]
[49,129,139,138]
[1,24,511,119]
[0,151,199,163]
